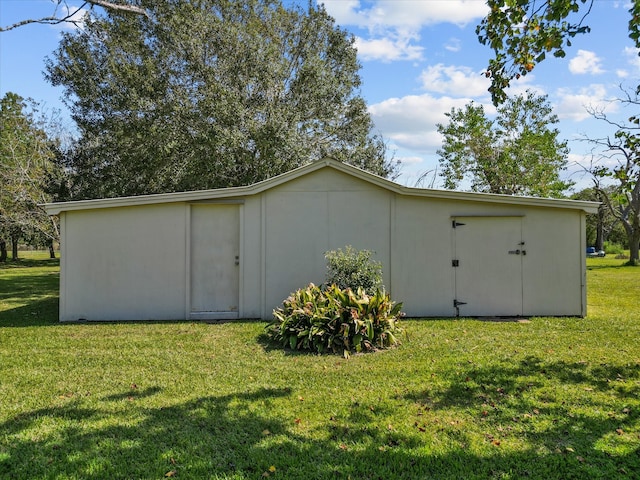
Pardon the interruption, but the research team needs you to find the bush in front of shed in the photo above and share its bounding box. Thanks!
[266,283,404,358]
[324,245,383,295]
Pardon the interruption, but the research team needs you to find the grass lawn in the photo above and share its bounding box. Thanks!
[0,252,638,479]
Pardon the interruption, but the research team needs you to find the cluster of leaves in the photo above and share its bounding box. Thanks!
[324,245,383,295]
[266,283,404,358]
[477,0,593,105]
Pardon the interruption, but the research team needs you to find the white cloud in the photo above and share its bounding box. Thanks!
[322,0,489,30]
[554,84,616,121]
[419,64,491,97]
[623,46,640,70]
[321,1,488,62]
[368,94,479,151]
[355,35,423,62]
[568,50,604,75]
[444,37,461,52]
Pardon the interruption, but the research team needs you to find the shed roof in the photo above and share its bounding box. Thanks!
[44,159,599,215]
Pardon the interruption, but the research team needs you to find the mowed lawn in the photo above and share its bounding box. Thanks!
[0,252,638,479]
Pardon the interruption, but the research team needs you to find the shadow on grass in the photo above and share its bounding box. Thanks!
[2,364,639,479]
[0,297,59,327]
[0,259,60,327]
[0,257,59,268]
[403,355,640,478]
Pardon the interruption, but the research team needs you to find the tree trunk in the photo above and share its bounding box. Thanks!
[595,207,605,250]
[48,239,56,259]
[0,239,6,262]
[11,235,18,260]
[629,216,640,265]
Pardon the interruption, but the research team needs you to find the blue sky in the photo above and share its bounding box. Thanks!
[1,0,638,191]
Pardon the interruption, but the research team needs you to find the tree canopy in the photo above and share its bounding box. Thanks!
[45,0,395,199]
[436,91,571,197]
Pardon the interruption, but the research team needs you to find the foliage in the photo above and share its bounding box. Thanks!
[266,283,404,358]
[0,93,60,260]
[325,245,383,294]
[572,186,627,250]
[44,0,396,199]
[477,0,594,105]
[437,91,571,197]
[602,241,624,255]
[1,254,639,479]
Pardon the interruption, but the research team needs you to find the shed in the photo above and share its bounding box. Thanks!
[44,159,599,321]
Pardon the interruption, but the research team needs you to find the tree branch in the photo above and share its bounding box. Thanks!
[0,1,147,32]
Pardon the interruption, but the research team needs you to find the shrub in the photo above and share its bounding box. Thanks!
[603,241,624,255]
[266,283,404,358]
[325,245,383,295]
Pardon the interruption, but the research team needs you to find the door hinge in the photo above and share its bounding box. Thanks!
[452,259,459,267]
[453,299,467,317]
[452,220,466,228]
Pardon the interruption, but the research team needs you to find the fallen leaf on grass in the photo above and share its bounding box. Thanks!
[165,470,177,477]
[262,429,271,436]
[616,428,624,435]
[294,418,301,425]
[269,466,276,472]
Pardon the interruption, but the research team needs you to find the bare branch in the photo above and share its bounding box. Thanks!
[0,1,147,32]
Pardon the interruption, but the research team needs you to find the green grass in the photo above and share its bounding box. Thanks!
[1,252,638,479]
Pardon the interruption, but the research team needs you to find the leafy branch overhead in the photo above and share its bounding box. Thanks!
[477,0,593,105]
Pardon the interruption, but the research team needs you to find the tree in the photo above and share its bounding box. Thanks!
[0,93,60,260]
[572,186,626,251]
[44,0,395,199]
[584,95,640,264]
[436,90,571,197]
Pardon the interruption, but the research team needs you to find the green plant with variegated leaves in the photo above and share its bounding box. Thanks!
[266,283,404,358]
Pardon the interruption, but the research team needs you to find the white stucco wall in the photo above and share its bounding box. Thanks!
[59,204,188,321]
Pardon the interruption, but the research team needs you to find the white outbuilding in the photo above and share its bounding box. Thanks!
[44,159,599,322]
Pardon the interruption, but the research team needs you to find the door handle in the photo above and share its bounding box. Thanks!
[508,249,521,255]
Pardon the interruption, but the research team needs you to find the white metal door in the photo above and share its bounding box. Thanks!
[452,216,524,317]
[190,204,240,319]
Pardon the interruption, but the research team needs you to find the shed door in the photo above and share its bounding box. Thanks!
[452,216,524,316]
[190,204,239,319]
